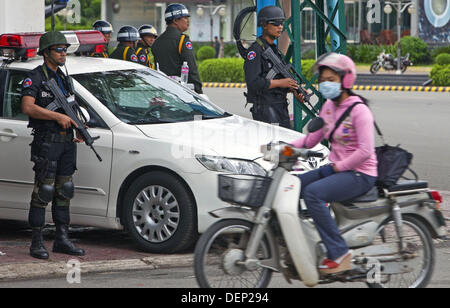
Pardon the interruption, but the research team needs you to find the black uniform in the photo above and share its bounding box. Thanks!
[244,37,290,128]
[109,44,139,63]
[152,26,203,94]
[21,64,77,229]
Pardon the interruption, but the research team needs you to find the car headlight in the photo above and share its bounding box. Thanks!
[196,155,267,176]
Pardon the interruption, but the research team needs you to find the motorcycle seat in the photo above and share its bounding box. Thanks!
[345,186,379,203]
[386,180,428,193]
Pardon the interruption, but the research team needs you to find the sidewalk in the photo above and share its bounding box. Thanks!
[0,191,448,282]
[0,224,193,281]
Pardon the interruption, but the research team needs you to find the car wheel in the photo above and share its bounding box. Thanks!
[122,171,197,253]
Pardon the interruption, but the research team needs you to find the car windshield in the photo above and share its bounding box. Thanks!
[73,69,229,124]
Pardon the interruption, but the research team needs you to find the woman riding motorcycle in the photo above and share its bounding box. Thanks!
[291,53,378,274]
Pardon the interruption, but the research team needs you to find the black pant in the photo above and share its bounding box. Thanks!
[28,132,77,228]
[251,103,291,129]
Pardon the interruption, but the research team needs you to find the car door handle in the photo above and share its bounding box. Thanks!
[0,131,18,138]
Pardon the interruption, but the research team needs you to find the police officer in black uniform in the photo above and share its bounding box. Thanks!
[244,6,304,129]
[136,24,158,69]
[21,31,85,259]
[110,25,140,63]
[152,3,203,94]
[91,20,113,58]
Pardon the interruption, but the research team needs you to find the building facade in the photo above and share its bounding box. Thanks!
[101,0,449,45]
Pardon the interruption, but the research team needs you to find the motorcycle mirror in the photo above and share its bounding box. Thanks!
[307,117,325,133]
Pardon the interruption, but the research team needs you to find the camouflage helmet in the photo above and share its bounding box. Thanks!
[38,31,71,56]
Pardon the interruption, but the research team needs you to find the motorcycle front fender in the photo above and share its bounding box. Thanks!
[209,206,256,222]
[273,172,320,287]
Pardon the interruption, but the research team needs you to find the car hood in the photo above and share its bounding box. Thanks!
[136,115,311,160]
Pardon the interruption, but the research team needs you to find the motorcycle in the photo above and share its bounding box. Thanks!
[370,50,413,74]
[193,121,447,288]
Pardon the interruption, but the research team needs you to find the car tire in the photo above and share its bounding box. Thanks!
[122,171,197,253]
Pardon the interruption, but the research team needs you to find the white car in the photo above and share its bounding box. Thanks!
[0,32,329,253]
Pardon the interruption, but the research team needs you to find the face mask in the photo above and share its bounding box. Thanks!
[318,81,342,100]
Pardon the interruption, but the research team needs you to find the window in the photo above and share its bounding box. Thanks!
[301,8,316,42]
[73,69,228,125]
[2,70,28,121]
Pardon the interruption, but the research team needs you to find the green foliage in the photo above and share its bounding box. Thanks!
[198,58,315,84]
[346,44,357,60]
[435,53,450,65]
[430,64,450,86]
[301,59,315,81]
[395,36,431,64]
[224,44,238,58]
[348,37,431,64]
[352,44,395,63]
[199,58,245,83]
[431,45,450,61]
[196,46,216,62]
[302,48,316,60]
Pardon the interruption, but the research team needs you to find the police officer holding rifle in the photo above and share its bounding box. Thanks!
[244,6,307,128]
[21,31,95,259]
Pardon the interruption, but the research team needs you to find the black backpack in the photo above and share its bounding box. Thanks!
[329,102,414,188]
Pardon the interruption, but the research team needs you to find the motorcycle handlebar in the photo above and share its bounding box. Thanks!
[306,151,324,158]
[262,142,324,161]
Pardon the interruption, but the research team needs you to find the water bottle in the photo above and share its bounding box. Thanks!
[181,61,189,84]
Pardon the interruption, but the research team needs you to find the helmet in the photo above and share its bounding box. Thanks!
[165,3,190,23]
[138,24,158,37]
[93,20,114,34]
[38,31,70,56]
[117,25,140,42]
[257,6,285,27]
[314,52,357,89]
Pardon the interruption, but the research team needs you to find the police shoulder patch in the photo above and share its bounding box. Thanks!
[185,41,193,50]
[139,54,147,62]
[23,78,33,88]
[130,54,138,62]
[247,51,256,61]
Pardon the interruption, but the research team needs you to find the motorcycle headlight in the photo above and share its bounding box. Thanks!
[196,155,267,176]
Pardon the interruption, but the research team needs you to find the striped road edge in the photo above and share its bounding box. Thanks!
[202,82,247,88]
[202,83,450,92]
[352,85,450,92]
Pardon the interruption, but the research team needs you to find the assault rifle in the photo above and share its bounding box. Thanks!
[262,47,317,116]
[45,78,103,162]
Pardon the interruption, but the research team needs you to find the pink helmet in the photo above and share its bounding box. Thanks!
[314,52,357,89]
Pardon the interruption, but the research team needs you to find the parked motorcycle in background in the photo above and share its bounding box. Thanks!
[370,50,413,74]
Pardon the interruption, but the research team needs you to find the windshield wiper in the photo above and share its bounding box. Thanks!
[130,118,176,124]
[200,112,233,120]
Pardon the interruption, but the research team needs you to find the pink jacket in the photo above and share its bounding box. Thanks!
[292,96,378,177]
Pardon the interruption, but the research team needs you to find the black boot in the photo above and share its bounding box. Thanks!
[30,228,49,260]
[52,224,85,256]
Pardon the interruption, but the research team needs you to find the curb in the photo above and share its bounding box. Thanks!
[202,82,450,92]
[0,254,194,282]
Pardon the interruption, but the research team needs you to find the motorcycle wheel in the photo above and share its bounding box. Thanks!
[366,215,435,288]
[194,219,274,288]
[370,62,380,74]
[401,64,408,73]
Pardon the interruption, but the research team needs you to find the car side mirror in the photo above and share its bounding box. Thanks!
[79,107,91,123]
